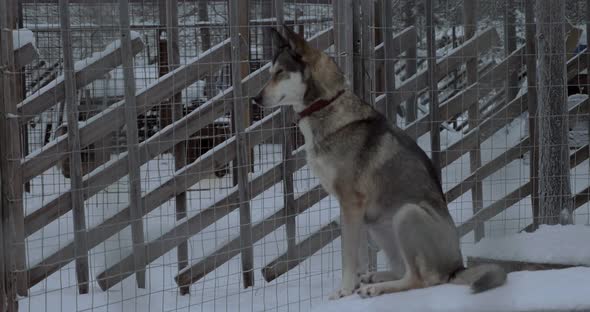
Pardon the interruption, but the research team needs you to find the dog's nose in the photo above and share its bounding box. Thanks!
[252,93,262,105]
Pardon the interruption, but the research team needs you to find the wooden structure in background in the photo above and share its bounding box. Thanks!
[2,0,590,306]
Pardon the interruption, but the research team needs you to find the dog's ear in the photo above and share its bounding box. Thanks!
[271,28,289,54]
[281,23,310,56]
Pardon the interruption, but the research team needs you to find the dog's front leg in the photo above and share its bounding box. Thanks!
[330,209,364,300]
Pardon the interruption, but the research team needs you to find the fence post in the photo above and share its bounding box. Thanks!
[586,0,590,229]
[273,0,299,273]
[118,0,147,289]
[464,0,484,241]
[425,0,441,174]
[504,1,518,101]
[58,0,90,294]
[228,0,255,288]
[360,0,375,106]
[0,0,26,306]
[352,0,378,272]
[333,0,353,86]
[403,0,418,123]
[381,0,398,123]
[198,0,212,97]
[164,0,190,295]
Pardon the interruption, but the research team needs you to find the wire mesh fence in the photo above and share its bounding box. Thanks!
[1,0,590,311]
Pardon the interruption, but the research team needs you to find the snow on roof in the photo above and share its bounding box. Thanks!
[12,28,35,50]
[312,267,590,312]
[465,224,590,266]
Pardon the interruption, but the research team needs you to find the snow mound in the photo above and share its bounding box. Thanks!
[312,267,590,312]
[466,224,590,266]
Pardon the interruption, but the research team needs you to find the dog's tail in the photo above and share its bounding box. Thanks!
[450,264,507,293]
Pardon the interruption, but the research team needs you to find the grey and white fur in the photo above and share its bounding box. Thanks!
[253,25,507,299]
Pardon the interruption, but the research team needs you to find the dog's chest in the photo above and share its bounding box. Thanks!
[299,120,339,193]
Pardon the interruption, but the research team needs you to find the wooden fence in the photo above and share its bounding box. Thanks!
[1,0,589,308]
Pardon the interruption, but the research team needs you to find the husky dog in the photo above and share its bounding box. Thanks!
[253,25,507,299]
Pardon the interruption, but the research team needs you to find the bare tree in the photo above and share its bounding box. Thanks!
[535,0,573,225]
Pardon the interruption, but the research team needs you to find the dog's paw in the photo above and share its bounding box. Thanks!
[359,272,376,284]
[329,288,355,300]
[356,284,382,298]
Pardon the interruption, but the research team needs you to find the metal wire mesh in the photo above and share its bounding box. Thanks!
[0,0,589,311]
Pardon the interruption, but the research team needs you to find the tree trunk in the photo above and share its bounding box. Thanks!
[536,0,573,225]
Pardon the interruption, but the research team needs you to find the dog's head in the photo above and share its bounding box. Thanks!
[252,25,346,112]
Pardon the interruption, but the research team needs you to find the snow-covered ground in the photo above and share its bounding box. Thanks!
[466,224,590,266]
[311,267,590,312]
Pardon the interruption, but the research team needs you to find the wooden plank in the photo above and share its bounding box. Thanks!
[464,0,483,242]
[261,218,338,282]
[229,0,254,288]
[373,26,417,71]
[21,37,232,183]
[23,28,334,238]
[0,1,27,302]
[373,0,383,98]
[457,183,531,237]
[376,7,403,121]
[504,1,518,101]
[403,0,418,123]
[525,0,539,231]
[274,0,299,278]
[164,0,189,295]
[361,0,375,106]
[478,45,525,91]
[403,82,480,140]
[446,138,529,203]
[118,0,146,289]
[336,0,354,85]
[176,185,329,286]
[394,27,499,104]
[28,109,284,289]
[58,0,89,294]
[198,0,212,96]
[426,0,441,173]
[351,0,362,94]
[359,0,377,271]
[374,0,400,123]
[14,42,38,68]
[441,94,527,168]
[587,0,590,230]
[16,36,144,125]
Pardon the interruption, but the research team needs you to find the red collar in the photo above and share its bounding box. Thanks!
[297,90,346,121]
